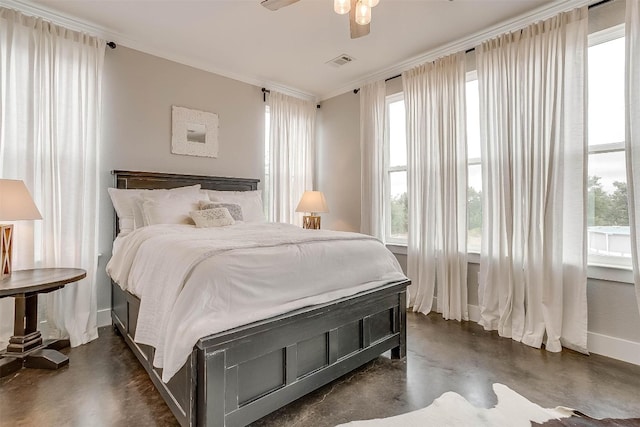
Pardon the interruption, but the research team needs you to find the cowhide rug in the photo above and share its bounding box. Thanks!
[336,384,640,427]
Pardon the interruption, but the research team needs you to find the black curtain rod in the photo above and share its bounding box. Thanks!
[353,74,401,94]
[261,88,320,109]
[106,41,116,49]
[352,0,611,95]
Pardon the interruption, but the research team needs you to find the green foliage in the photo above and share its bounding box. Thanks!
[588,176,629,226]
[390,192,408,237]
[389,176,627,240]
[468,187,482,230]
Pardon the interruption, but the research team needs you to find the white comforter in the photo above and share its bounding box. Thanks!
[106,222,406,382]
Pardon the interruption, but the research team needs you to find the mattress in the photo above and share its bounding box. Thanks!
[107,222,406,382]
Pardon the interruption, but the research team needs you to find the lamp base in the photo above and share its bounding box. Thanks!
[0,224,12,280]
[302,215,321,230]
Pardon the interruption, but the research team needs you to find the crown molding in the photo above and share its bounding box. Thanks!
[1,0,601,102]
[319,0,595,101]
[0,0,318,102]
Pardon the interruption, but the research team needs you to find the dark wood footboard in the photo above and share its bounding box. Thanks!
[111,279,409,427]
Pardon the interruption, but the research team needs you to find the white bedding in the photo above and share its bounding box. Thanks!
[106,222,406,382]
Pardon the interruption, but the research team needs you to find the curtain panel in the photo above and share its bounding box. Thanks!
[267,91,316,226]
[402,52,468,321]
[360,81,386,239]
[626,0,640,315]
[0,7,105,346]
[477,7,588,353]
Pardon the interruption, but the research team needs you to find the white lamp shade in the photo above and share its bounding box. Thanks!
[355,1,371,25]
[0,179,42,221]
[361,0,379,7]
[295,191,329,214]
[334,0,350,14]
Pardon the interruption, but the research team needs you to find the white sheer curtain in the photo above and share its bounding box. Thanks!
[268,91,316,226]
[626,0,640,314]
[360,80,386,239]
[403,52,468,320]
[477,8,588,353]
[0,7,104,347]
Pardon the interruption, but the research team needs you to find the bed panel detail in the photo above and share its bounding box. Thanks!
[197,282,407,427]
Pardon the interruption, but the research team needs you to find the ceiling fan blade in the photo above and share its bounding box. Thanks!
[349,0,370,39]
[260,0,300,11]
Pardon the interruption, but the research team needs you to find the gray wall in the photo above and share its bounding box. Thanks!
[316,92,361,232]
[97,46,266,315]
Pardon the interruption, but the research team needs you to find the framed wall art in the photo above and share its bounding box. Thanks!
[171,105,219,158]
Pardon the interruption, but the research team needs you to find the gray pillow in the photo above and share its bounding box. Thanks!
[199,201,243,221]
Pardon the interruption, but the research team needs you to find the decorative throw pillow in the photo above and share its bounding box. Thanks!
[205,190,266,222]
[190,208,235,228]
[199,201,244,221]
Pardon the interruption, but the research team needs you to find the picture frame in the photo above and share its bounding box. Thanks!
[171,106,219,158]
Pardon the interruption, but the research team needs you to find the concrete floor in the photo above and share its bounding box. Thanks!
[1,313,640,426]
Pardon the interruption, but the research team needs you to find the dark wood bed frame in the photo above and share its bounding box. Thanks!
[110,170,409,427]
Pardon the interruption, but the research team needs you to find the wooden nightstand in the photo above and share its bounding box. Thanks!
[0,268,86,377]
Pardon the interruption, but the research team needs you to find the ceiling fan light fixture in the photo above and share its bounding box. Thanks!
[361,0,379,7]
[334,0,351,14]
[355,1,371,25]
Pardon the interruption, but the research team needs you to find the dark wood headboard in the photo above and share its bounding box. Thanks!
[111,170,260,236]
[113,170,259,192]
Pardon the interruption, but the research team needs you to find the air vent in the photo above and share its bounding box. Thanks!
[326,54,355,68]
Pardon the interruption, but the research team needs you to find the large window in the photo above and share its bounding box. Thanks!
[264,105,271,219]
[385,93,408,243]
[466,74,482,253]
[587,32,630,268]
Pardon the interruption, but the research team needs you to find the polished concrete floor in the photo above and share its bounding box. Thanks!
[1,313,640,426]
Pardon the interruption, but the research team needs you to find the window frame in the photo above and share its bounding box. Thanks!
[384,92,408,245]
[586,28,630,270]
[465,70,482,254]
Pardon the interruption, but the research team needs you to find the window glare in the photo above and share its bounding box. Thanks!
[466,79,481,159]
[389,100,406,167]
[588,37,625,145]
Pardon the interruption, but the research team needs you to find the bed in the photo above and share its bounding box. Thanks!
[108,170,410,427]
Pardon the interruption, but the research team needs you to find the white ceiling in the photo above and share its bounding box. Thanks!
[5,0,585,100]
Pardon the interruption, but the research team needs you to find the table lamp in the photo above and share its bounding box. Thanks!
[0,179,42,279]
[295,191,328,229]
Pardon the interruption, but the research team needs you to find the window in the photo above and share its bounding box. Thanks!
[385,93,408,243]
[587,32,630,268]
[264,105,271,219]
[466,74,482,253]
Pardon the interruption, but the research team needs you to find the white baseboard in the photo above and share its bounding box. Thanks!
[466,304,640,366]
[97,308,112,328]
[587,331,640,366]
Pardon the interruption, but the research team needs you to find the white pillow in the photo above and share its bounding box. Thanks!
[205,190,266,222]
[142,191,204,225]
[108,185,201,234]
[190,208,235,228]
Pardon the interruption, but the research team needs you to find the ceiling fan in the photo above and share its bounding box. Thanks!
[260,0,380,39]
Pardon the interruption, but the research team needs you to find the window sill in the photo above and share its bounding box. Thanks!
[386,244,407,255]
[386,246,633,284]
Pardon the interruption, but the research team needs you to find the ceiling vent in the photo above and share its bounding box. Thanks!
[326,54,355,68]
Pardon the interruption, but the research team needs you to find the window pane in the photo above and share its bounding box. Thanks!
[388,100,406,167]
[468,164,482,252]
[264,106,270,218]
[389,171,407,240]
[589,37,625,146]
[466,79,481,160]
[587,151,631,262]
